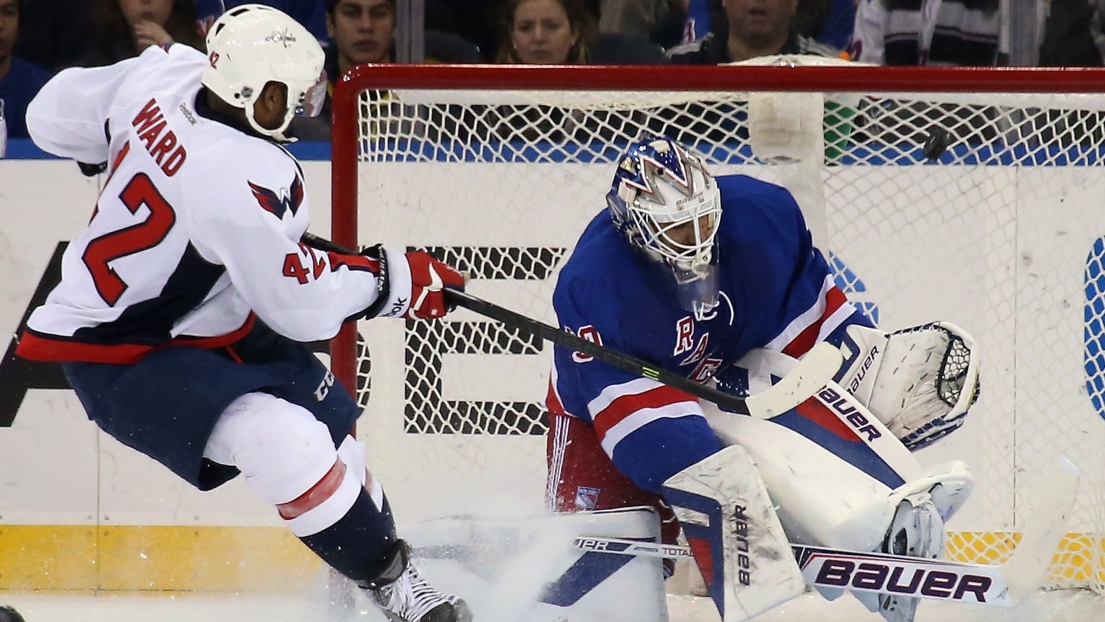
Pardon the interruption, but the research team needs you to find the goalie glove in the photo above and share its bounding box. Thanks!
[837,322,980,451]
[357,246,466,320]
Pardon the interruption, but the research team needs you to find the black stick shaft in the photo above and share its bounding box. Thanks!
[301,232,751,413]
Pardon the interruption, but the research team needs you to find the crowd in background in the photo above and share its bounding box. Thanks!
[0,0,1102,145]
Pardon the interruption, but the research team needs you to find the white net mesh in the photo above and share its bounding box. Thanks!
[336,60,1105,592]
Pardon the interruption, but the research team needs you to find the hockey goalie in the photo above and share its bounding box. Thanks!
[544,135,981,621]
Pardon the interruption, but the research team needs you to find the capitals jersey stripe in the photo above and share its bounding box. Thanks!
[16,314,256,364]
[767,274,854,358]
[81,241,229,340]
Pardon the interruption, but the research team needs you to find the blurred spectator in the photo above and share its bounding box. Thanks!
[496,0,599,63]
[1039,0,1104,66]
[426,0,502,61]
[329,0,397,70]
[597,0,677,40]
[195,0,225,34]
[659,0,852,50]
[224,0,330,46]
[795,0,854,48]
[80,0,205,67]
[667,0,845,63]
[289,0,481,140]
[0,0,51,139]
[12,0,94,73]
[848,0,999,66]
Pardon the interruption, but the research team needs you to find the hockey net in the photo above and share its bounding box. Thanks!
[330,58,1105,593]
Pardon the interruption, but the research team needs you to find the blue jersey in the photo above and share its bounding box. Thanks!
[547,174,870,492]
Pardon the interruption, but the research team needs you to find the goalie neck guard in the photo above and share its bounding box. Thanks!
[607,135,723,320]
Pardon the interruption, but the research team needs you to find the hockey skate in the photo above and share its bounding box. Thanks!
[877,492,945,622]
[362,541,472,622]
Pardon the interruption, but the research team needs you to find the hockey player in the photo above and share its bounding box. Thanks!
[546,135,979,622]
[14,6,470,622]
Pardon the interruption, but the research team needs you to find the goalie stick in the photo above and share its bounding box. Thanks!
[301,232,842,418]
[573,456,1080,608]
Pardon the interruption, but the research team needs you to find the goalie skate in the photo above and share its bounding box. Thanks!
[877,492,945,622]
[363,542,473,622]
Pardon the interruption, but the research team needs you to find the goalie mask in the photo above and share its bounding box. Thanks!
[202,4,327,142]
[607,136,723,319]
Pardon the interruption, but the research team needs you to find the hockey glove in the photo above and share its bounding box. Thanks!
[403,251,465,319]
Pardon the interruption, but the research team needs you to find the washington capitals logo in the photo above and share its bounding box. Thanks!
[266,28,298,48]
[249,175,304,219]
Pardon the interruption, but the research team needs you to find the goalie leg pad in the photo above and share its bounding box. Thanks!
[661,445,805,622]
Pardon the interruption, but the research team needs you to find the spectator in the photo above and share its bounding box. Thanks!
[795,0,855,48]
[495,0,598,64]
[12,0,94,73]
[1039,0,1104,66]
[426,0,502,61]
[666,0,845,63]
[669,0,853,51]
[0,0,51,140]
[289,0,481,141]
[596,0,671,40]
[195,0,225,34]
[80,0,206,67]
[848,0,999,66]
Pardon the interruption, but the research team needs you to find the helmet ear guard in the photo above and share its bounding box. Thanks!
[608,135,723,319]
[202,4,326,142]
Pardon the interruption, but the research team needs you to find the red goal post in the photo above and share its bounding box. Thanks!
[329,61,1105,593]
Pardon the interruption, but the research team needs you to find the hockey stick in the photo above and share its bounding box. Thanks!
[574,456,1080,608]
[301,232,842,418]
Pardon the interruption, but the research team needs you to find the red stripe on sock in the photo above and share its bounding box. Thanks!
[277,459,347,520]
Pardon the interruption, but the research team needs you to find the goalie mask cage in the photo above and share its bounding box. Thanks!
[330,59,1105,593]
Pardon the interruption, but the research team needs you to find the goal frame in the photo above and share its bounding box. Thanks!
[329,62,1105,393]
[328,64,1105,593]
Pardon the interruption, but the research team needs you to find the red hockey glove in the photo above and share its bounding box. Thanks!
[403,251,465,320]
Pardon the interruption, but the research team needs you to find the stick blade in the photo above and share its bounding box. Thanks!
[744,341,843,419]
[1002,456,1080,603]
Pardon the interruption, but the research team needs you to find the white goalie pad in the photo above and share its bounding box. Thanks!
[704,405,975,619]
[838,322,980,451]
[400,507,669,622]
[661,445,805,622]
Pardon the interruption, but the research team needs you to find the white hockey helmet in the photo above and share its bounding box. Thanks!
[202,4,327,142]
[608,135,723,318]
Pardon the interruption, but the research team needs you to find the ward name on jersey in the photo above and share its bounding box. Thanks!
[16,44,389,365]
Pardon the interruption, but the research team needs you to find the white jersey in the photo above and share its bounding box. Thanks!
[850,0,999,66]
[19,44,391,364]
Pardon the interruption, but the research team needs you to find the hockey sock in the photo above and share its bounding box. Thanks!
[296,485,399,584]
